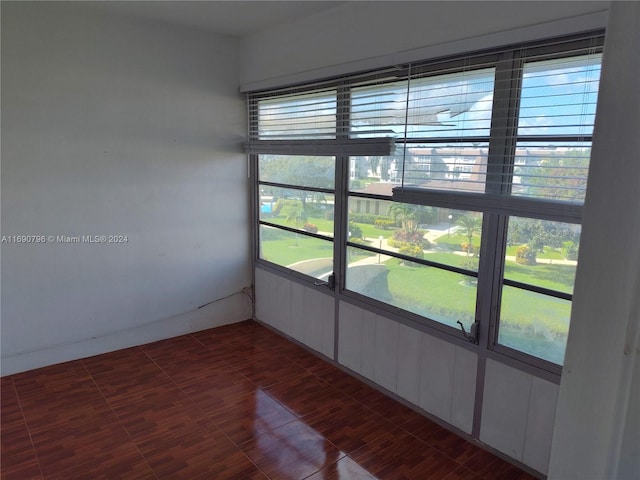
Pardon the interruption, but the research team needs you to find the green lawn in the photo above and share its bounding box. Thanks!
[504,261,576,294]
[432,233,481,251]
[264,211,396,241]
[259,227,333,267]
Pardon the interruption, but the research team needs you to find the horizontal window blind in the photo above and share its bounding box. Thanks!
[247,31,603,206]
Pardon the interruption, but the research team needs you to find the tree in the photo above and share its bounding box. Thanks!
[369,157,380,177]
[520,150,590,202]
[388,204,419,231]
[286,208,308,246]
[259,155,334,189]
[286,208,308,229]
[455,215,482,256]
[508,218,581,263]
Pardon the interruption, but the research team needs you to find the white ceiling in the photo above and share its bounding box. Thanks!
[89,1,346,38]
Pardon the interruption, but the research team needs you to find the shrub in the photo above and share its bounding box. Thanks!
[348,222,364,240]
[398,243,424,259]
[515,245,537,265]
[460,242,474,255]
[563,241,579,260]
[392,229,430,248]
[375,219,396,230]
[350,213,384,225]
[303,223,318,234]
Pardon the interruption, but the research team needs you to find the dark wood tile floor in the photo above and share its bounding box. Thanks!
[1,320,537,480]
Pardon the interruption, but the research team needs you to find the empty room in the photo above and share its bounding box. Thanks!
[1,1,638,479]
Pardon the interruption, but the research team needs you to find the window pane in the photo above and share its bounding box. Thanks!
[259,155,335,189]
[257,90,337,139]
[499,286,571,365]
[260,188,334,238]
[511,142,591,203]
[517,54,601,137]
[504,217,580,295]
[346,247,477,330]
[351,80,408,138]
[406,68,495,138]
[349,144,404,190]
[401,143,489,193]
[259,226,333,280]
[347,200,482,272]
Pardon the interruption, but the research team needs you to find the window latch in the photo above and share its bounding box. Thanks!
[314,273,335,291]
[457,321,478,344]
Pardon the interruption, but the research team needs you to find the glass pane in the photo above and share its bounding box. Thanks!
[346,247,477,330]
[402,143,488,193]
[349,144,404,190]
[499,286,571,365]
[351,79,408,138]
[518,54,601,137]
[347,200,482,272]
[259,155,335,189]
[406,68,495,138]
[504,217,580,295]
[349,67,494,140]
[257,90,337,139]
[259,226,333,280]
[260,188,334,238]
[512,142,591,203]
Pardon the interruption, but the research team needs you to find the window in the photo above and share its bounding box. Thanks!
[257,154,336,280]
[248,32,603,372]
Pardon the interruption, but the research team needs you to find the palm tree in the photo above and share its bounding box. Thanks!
[286,208,307,229]
[286,208,308,246]
[388,204,419,231]
[455,215,482,256]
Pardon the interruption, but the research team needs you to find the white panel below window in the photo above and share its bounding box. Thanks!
[419,333,455,422]
[289,281,305,343]
[396,323,422,406]
[338,301,364,373]
[523,377,559,475]
[481,359,531,461]
[302,287,334,358]
[451,346,478,434]
[374,315,399,393]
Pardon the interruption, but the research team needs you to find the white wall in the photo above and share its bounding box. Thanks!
[240,0,609,89]
[1,3,251,375]
[549,2,640,478]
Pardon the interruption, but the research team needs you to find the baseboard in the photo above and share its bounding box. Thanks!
[1,294,252,376]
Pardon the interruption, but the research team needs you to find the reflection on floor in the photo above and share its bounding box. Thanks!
[1,320,537,479]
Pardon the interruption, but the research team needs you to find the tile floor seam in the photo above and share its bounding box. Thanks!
[2,321,537,480]
[9,377,46,480]
[79,359,160,480]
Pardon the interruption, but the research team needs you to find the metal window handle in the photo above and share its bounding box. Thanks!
[314,273,335,291]
[458,321,478,344]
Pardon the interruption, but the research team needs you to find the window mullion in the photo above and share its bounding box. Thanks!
[473,54,523,436]
[483,52,524,348]
[334,84,351,293]
[486,51,522,195]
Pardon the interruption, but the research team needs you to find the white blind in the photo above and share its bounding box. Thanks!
[509,52,602,203]
[252,89,337,140]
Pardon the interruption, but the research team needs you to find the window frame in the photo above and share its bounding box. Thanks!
[248,31,605,376]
